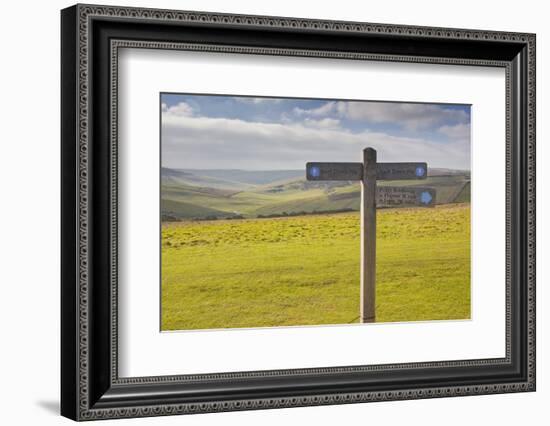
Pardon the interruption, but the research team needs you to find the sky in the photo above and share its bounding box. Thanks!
[161,93,471,171]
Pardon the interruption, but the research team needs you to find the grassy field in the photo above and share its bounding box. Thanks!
[161,203,470,330]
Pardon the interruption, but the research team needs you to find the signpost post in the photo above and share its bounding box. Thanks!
[306,147,435,323]
[361,148,377,323]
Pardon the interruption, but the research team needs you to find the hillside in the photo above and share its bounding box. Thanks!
[162,167,304,189]
[161,167,471,220]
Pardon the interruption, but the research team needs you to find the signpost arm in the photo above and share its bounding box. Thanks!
[361,148,377,323]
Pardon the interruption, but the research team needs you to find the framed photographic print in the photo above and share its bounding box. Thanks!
[61,4,536,421]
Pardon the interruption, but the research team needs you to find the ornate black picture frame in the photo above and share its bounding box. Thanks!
[61,4,536,421]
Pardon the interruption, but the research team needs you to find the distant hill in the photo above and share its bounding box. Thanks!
[161,167,471,221]
[429,167,471,178]
[161,167,254,190]
[162,167,304,188]
[161,199,234,220]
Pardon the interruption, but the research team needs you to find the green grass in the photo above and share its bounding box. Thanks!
[161,203,470,330]
[454,182,471,203]
[161,198,229,219]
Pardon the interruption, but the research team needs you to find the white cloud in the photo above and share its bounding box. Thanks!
[163,101,194,117]
[303,117,341,130]
[236,97,283,105]
[293,102,337,117]
[292,101,469,131]
[161,114,470,170]
[438,123,471,140]
[337,102,469,130]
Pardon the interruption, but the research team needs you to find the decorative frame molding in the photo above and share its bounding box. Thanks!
[61,4,535,421]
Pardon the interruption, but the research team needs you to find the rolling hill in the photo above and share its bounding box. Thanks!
[161,167,471,220]
[161,167,304,189]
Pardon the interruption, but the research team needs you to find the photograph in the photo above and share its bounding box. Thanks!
[57,3,536,421]
[160,94,472,331]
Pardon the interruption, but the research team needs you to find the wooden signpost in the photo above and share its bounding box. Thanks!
[306,148,435,323]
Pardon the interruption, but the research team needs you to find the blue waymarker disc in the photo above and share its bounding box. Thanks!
[309,166,320,178]
[415,166,426,177]
[420,191,432,204]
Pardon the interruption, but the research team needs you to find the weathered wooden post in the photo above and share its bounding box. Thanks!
[306,148,434,323]
[361,148,377,323]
